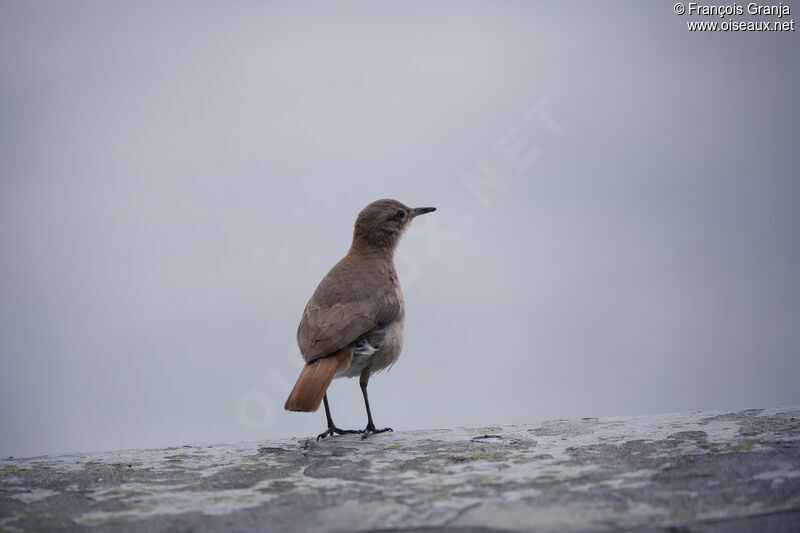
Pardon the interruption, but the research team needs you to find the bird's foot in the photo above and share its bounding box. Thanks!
[361,423,393,440]
[316,426,361,441]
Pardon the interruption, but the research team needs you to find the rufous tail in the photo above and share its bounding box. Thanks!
[284,350,350,412]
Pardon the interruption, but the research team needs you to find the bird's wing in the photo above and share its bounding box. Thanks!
[297,294,401,362]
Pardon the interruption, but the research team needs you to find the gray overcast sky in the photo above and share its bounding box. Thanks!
[1,1,798,458]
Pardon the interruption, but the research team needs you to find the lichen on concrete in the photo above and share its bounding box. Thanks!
[1,407,799,531]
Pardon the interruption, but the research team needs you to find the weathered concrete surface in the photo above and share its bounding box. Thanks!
[1,407,799,532]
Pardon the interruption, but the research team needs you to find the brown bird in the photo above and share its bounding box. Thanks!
[284,199,436,440]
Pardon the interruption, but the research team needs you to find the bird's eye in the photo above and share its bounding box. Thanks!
[396,210,406,219]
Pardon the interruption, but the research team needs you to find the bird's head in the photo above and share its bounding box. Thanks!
[351,199,436,253]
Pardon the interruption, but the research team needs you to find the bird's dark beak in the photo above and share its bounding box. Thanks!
[410,207,436,218]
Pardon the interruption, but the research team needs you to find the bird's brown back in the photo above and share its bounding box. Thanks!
[297,252,403,362]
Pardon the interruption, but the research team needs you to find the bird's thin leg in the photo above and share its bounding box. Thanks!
[316,394,360,441]
[359,380,393,439]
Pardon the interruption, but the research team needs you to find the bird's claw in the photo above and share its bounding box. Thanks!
[316,426,361,441]
[361,426,393,439]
